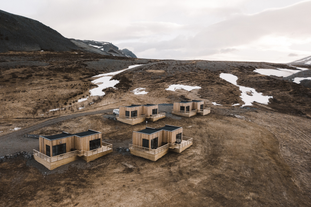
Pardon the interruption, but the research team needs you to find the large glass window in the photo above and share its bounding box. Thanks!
[125,111,130,117]
[176,133,182,144]
[152,109,157,115]
[90,139,101,150]
[180,106,185,112]
[142,139,149,148]
[131,110,137,117]
[46,145,50,157]
[52,143,66,156]
[151,137,158,149]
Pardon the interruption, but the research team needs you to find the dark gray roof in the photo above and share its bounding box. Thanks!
[160,125,181,131]
[144,104,156,106]
[180,100,192,103]
[192,100,203,102]
[126,104,141,108]
[138,127,162,134]
[42,132,73,140]
[75,130,100,137]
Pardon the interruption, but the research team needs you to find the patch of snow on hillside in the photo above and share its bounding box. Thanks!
[232,103,240,106]
[49,108,60,112]
[132,88,148,95]
[212,102,222,106]
[220,73,273,107]
[78,96,88,103]
[90,65,141,96]
[13,127,21,131]
[306,61,311,65]
[293,77,311,84]
[166,84,201,92]
[254,68,301,77]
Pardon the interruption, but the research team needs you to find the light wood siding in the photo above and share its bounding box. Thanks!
[143,105,158,117]
[173,102,193,112]
[169,128,183,143]
[39,133,102,156]
[77,133,102,151]
[119,106,143,118]
[192,101,204,110]
[132,131,162,148]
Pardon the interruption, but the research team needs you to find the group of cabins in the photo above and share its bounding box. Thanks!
[116,100,210,125]
[33,100,209,170]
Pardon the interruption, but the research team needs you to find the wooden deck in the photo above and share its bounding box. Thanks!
[33,142,113,170]
[129,143,170,161]
[169,137,193,153]
[116,115,146,125]
[197,108,211,116]
[172,110,197,117]
[147,112,166,122]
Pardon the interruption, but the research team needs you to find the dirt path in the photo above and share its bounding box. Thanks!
[0,109,113,156]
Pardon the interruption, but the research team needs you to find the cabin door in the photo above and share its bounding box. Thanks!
[180,106,185,112]
[151,137,158,149]
[152,109,157,115]
[200,104,203,110]
[176,133,182,144]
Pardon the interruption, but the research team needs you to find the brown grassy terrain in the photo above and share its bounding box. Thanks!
[1,110,311,206]
[1,52,311,206]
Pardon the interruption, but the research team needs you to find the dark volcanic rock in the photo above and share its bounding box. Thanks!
[0,10,79,52]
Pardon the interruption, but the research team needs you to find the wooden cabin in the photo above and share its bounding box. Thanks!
[33,130,112,170]
[129,125,193,161]
[172,100,211,117]
[117,104,165,125]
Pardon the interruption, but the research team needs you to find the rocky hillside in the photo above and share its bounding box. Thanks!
[0,10,79,52]
[0,10,137,58]
[71,39,137,58]
[291,56,311,66]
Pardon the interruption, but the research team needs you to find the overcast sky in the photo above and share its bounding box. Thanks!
[1,0,311,62]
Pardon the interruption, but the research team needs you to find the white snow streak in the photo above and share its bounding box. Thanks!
[220,73,273,107]
[132,88,148,95]
[166,84,201,92]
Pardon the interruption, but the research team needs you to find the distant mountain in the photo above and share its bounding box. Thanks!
[0,10,137,58]
[71,39,137,58]
[0,10,79,52]
[291,56,311,65]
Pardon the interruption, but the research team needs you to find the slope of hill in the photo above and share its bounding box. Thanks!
[0,10,79,52]
[0,10,137,58]
[71,39,137,58]
[291,56,311,65]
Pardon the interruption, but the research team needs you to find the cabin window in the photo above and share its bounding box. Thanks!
[131,110,137,118]
[125,111,130,117]
[46,145,50,157]
[180,106,185,112]
[186,106,190,112]
[52,143,66,156]
[200,104,203,110]
[151,137,158,149]
[152,109,157,115]
[90,139,101,150]
[176,133,182,144]
[142,139,149,148]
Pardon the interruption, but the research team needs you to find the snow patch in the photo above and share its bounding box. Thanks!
[13,127,21,131]
[212,102,222,106]
[49,108,60,112]
[132,88,148,95]
[79,106,84,110]
[78,96,88,103]
[232,103,240,106]
[166,84,201,92]
[220,73,273,107]
[90,65,141,96]
[293,77,311,84]
[254,68,301,77]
